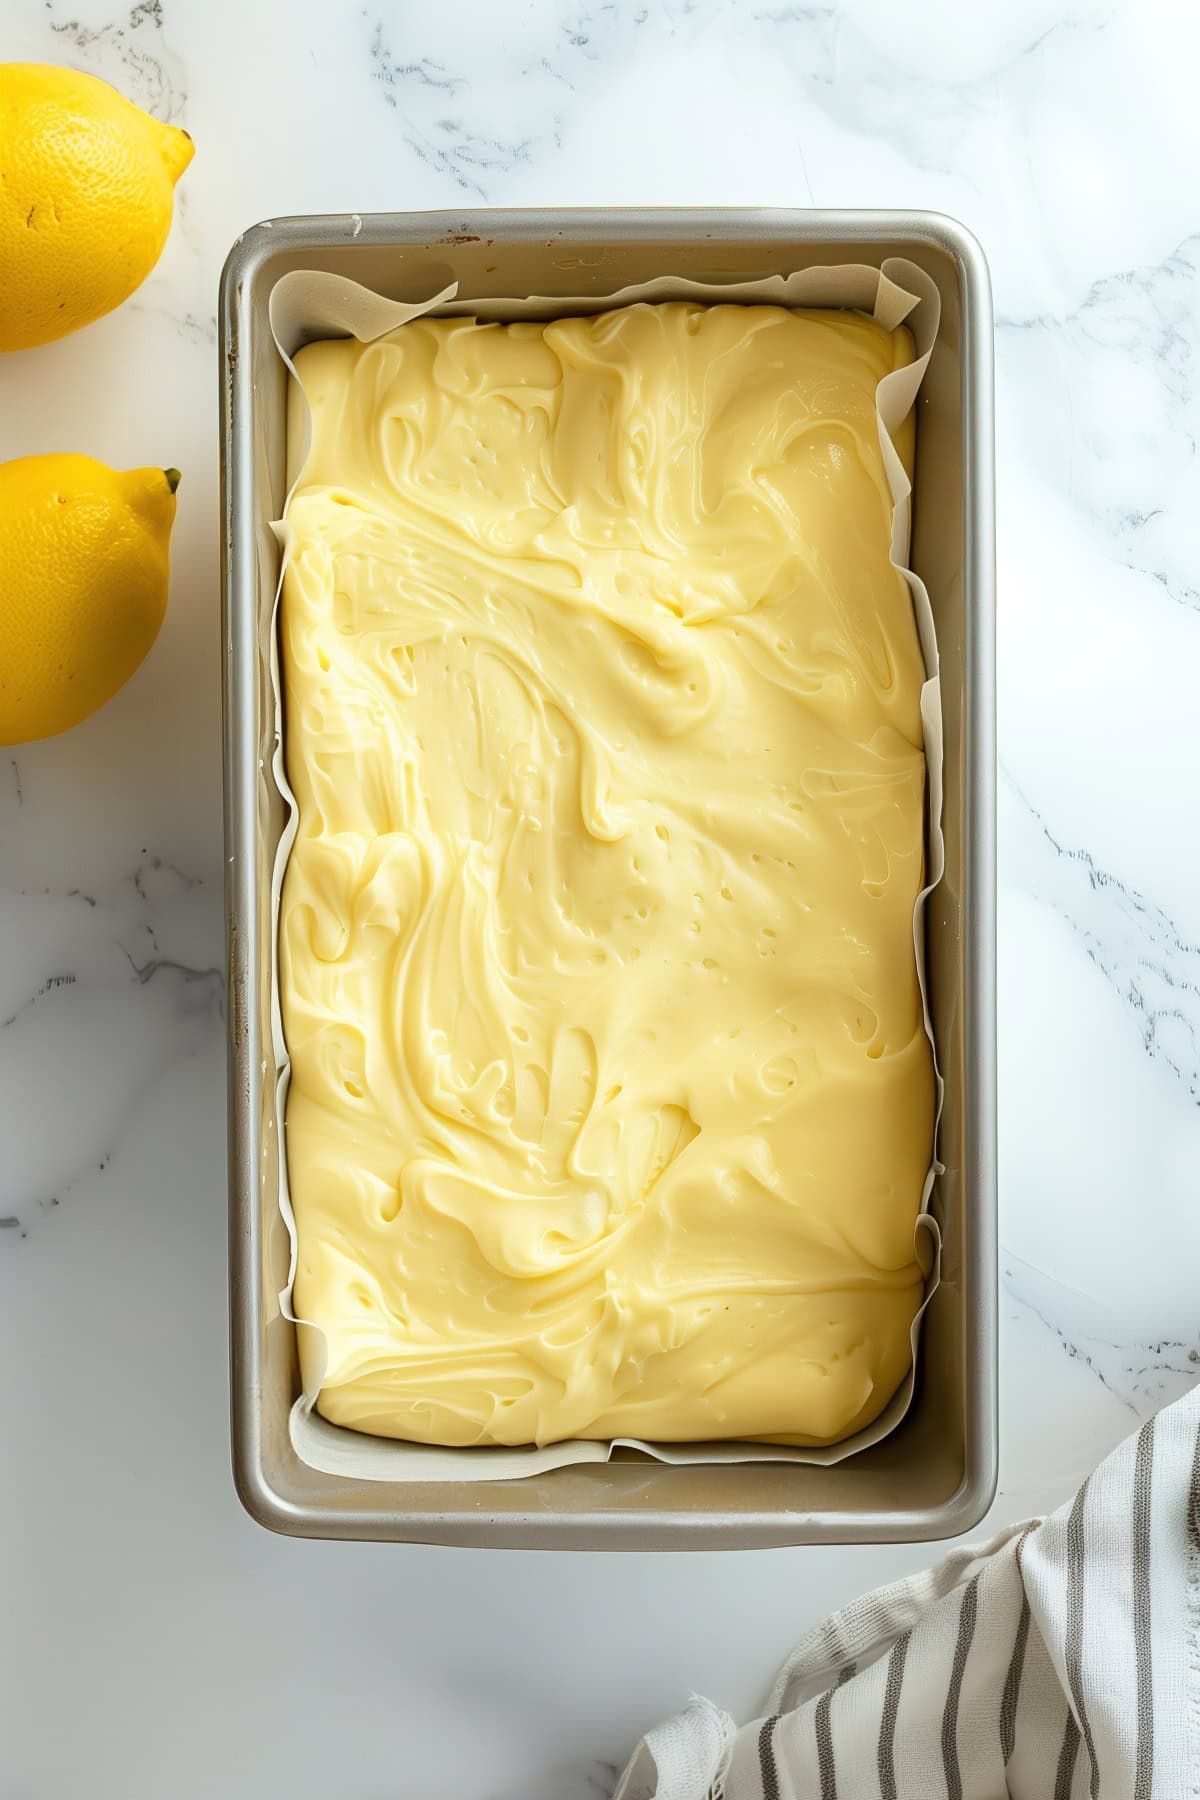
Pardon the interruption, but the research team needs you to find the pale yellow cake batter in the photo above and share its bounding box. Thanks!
[280,302,934,1449]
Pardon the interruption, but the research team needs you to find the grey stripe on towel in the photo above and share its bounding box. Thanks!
[814,1665,854,1800]
[1064,1477,1099,1797]
[876,1633,909,1800]
[757,1715,780,1800]
[1131,1418,1155,1800]
[1000,1528,1034,1766]
[940,1575,978,1800]
[613,1383,1200,1800]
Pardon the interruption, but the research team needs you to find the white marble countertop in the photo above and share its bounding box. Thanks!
[3,1,1198,1794]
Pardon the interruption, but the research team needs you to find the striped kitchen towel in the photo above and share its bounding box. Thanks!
[614,1381,1200,1799]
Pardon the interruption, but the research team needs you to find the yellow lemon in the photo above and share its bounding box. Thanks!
[0,63,193,351]
[0,453,179,744]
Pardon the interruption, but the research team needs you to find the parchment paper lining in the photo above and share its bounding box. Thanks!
[266,260,946,1483]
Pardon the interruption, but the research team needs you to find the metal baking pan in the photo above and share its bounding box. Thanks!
[220,209,996,1546]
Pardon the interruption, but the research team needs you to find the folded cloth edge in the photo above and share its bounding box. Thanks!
[615,1379,1200,1800]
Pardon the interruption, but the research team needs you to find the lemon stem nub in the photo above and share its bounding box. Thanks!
[164,468,182,493]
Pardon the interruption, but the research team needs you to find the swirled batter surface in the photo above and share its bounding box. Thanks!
[281,302,933,1448]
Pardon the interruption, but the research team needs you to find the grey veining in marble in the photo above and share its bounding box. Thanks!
[2,0,1198,1795]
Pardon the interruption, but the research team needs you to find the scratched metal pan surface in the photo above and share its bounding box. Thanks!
[219,210,996,1546]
